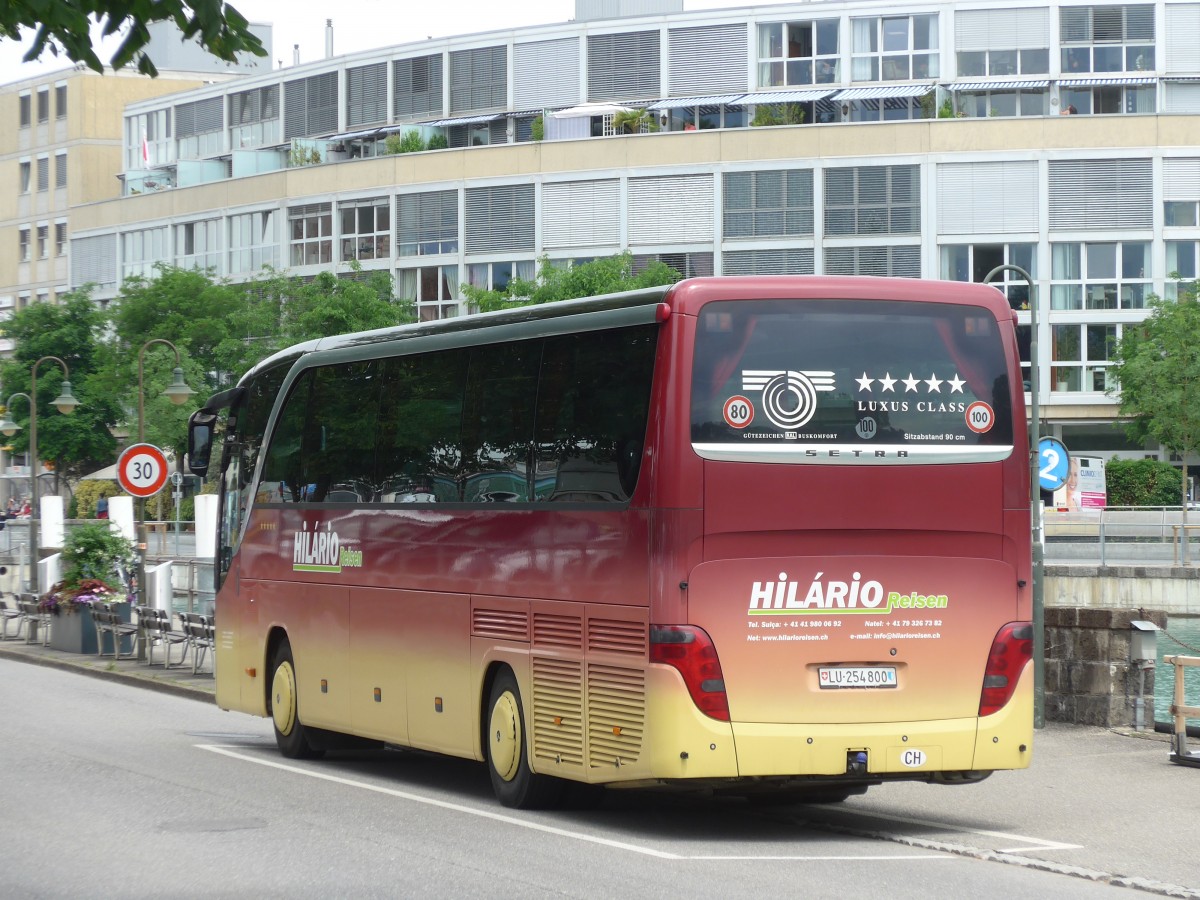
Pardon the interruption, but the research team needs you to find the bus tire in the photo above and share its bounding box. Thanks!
[485,669,562,809]
[269,640,324,760]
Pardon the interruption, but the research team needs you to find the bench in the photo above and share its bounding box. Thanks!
[0,597,25,640]
[89,601,139,659]
[136,606,190,668]
[181,612,215,675]
[17,595,51,646]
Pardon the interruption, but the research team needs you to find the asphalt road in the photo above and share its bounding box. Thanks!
[2,657,1196,899]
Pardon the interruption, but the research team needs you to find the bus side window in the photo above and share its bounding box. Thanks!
[260,372,313,503]
[303,361,383,502]
[461,341,540,503]
[376,349,468,503]
[536,326,657,503]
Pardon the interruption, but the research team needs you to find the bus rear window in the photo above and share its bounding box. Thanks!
[691,298,1014,463]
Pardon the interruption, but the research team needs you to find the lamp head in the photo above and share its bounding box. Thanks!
[164,367,197,406]
[52,381,79,415]
[0,414,19,437]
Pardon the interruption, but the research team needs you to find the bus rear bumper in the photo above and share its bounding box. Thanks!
[734,663,1034,780]
[642,665,1033,784]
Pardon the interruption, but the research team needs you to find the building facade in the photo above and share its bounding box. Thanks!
[0,18,274,352]
[0,70,227,351]
[52,0,1200,463]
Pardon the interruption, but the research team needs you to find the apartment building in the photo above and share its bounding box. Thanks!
[46,0,1200,460]
[0,21,273,351]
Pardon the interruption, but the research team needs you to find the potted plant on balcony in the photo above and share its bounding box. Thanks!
[39,522,137,654]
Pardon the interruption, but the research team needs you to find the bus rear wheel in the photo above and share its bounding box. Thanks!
[485,669,563,809]
[269,640,324,760]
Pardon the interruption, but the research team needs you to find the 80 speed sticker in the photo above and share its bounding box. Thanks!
[723,395,754,429]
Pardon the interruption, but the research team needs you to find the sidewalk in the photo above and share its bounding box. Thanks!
[0,631,216,701]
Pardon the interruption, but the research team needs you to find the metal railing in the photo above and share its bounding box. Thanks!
[1163,655,1200,767]
[0,518,212,615]
[1044,506,1200,565]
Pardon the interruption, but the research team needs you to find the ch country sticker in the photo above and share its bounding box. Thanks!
[742,370,836,431]
[747,571,949,615]
[293,521,363,573]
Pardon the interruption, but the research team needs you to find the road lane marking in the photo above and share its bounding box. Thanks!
[814,808,1083,853]
[196,744,947,862]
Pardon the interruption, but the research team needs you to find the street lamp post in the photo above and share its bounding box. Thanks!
[133,340,196,607]
[983,264,1044,729]
[0,356,80,594]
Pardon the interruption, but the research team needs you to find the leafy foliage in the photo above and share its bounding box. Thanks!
[393,130,427,154]
[461,252,681,314]
[74,479,123,518]
[1,0,266,77]
[751,103,805,126]
[612,109,657,134]
[1109,282,1200,510]
[39,521,137,613]
[0,265,414,479]
[1104,457,1182,507]
[0,289,122,479]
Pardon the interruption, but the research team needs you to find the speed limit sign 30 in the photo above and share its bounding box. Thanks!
[117,443,170,498]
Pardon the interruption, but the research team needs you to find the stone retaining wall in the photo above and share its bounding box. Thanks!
[1045,565,1200,615]
[1044,606,1167,727]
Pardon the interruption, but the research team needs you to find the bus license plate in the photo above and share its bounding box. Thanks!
[818,666,898,689]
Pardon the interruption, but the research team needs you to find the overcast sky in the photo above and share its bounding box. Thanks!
[1,0,742,85]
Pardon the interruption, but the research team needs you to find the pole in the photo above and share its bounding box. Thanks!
[136,339,191,611]
[4,392,35,592]
[983,264,1044,729]
[29,357,69,595]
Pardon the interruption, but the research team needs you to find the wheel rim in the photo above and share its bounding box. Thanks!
[488,689,521,782]
[272,660,297,737]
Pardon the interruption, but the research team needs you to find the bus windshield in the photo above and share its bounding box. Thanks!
[691,298,1014,460]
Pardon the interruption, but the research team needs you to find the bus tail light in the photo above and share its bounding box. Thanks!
[979,621,1034,717]
[650,624,730,721]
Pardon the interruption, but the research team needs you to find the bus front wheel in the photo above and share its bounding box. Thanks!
[485,669,563,809]
[269,640,324,760]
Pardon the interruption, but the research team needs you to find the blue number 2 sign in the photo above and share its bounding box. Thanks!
[1038,437,1070,492]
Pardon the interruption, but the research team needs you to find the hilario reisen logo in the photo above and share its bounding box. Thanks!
[293,521,363,573]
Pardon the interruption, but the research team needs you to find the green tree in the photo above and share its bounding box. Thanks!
[0,289,121,479]
[109,265,247,383]
[277,268,415,344]
[462,252,682,314]
[1104,457,1181,507]
[1,0,266,77]
[1109,282,1200,553]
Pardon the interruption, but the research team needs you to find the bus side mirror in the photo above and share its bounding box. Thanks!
[188,410,217,478]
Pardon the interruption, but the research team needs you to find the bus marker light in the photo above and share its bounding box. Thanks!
[553,716,562,726]
[435,697,443,712]
[655,303,671,322]
[320,679,328,693]
[613,726,622,736]
[374,687,382,702]
[245,668,256,678]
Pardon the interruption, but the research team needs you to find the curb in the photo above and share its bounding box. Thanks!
[0,643,216,704]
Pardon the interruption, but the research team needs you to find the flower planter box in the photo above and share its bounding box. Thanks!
[47,602,133,654]
[48,608,99,654]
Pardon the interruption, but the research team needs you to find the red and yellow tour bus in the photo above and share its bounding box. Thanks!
[189,276,1033,808]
